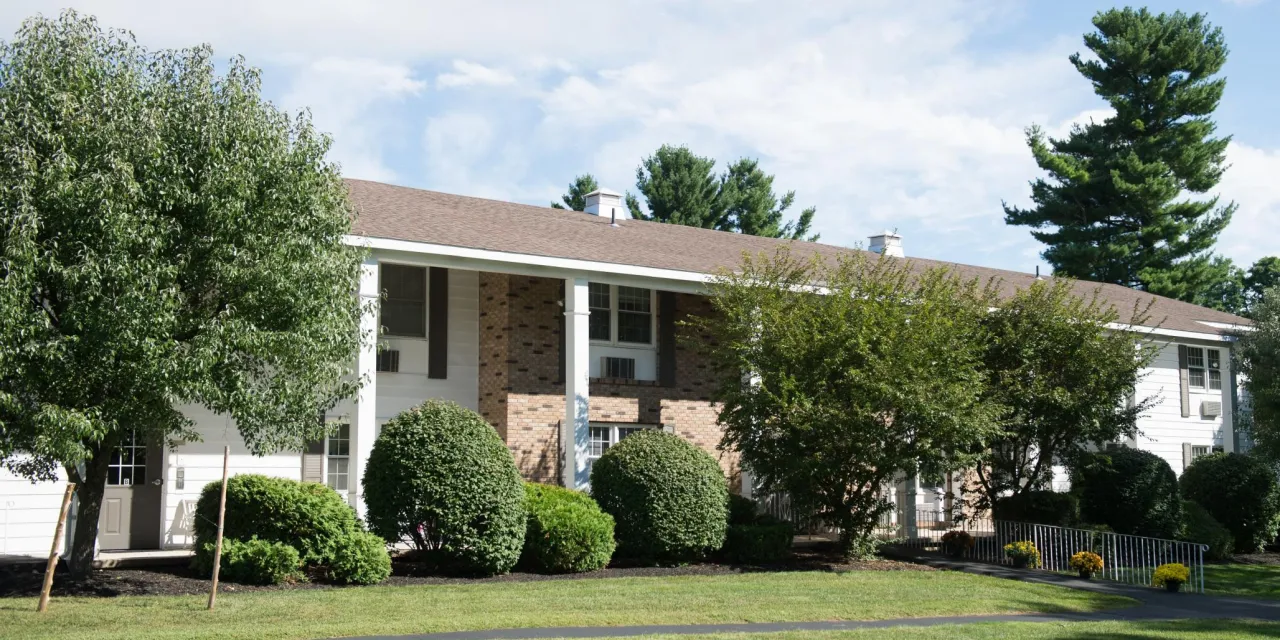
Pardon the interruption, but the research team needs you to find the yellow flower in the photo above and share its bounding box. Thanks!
[1153,563,1190,587]
[1069,551,1103,572]
[1002,540,1041,568]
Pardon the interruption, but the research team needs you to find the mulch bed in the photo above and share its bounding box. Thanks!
[0,541,932,598]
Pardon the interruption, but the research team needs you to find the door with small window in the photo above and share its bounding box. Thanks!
[98,430,163,550]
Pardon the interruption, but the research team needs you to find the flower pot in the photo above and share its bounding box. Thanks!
[944,544,965,558]
[1165,582,1182,593]
[1011,557,1029,569]
[1078,570,1093,580]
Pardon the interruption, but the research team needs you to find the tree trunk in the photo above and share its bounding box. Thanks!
[66,442,111,579]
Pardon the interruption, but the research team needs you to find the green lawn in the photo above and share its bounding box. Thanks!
[0,571,1132,640]
[1205,563,1280,598]
[619,619,1280,639]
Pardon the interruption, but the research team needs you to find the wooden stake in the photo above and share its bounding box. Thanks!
[37,483,76,613]
[207,446,230,611]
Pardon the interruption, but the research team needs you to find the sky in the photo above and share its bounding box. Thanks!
[2,1,1278,275]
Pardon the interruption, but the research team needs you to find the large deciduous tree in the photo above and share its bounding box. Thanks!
[1004,8,1234,303]
[1237,286,1280,460]
[0,12,366,574]
[550,173,599,211]
[971,279,1156,509]
[694,250,998,558]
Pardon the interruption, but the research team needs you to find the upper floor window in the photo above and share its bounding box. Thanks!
[1186,346,1223,391]
[380,264,426,337]
[587,283,653,345]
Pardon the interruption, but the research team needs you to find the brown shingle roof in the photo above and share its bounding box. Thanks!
[347,178,1249,336]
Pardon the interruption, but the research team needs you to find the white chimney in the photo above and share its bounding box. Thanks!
[584,188,627,223]
[868,231,904,257]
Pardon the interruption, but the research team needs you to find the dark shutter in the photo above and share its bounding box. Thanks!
[658,291,677,387]
[428,267,449,379]
[1177,344,1190,418]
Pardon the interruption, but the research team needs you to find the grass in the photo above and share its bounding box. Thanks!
[1205,563,1280,598]
[613,619,1280,639]
[0,570,1132,640]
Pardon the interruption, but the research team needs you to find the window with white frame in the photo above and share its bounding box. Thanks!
[1207,349,1222,391]
[587,284,654,345]
[1191,445,1210,461]
[1186,347,1222,391]
[326,423,350,492]
[586,424,653,470]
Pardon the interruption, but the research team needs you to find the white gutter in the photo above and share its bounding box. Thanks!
[1106,322,1234,343]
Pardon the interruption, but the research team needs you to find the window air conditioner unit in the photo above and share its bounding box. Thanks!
[377,349,400,373]
[1200,401,1222,418]
[602,356,636,380]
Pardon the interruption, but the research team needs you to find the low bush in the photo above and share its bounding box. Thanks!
[1069,551,1103,575]
[363,400,527,576]
[1153,562,1189,588]
[591,430,728,564]
[1180,452,1280,553]
[520,483,616,574]
[329,531,393,585]
[193,474,360,567]
[1179,499,1234,561]
[1073,449,1182,539]
[992,490,1079,526]
[728,493,760,526]
[194,538,302,585]
[1003,540,1040,568]
[722,515,793,565]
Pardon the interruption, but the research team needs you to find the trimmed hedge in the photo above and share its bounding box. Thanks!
[1180,452,1280,553]
[195,538,302,585]
[1179,499,1234,561]
[363,400,527,576]
[1073,448,1183,539]
[193,474,360,566]
[992,490,1079,527]
[520,483,616,574]
[728,493,760,526]
[721,495,792,564]
[591,430,728,564]
[329,531,393,585]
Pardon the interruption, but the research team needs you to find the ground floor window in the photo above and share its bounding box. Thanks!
[326,423,350,492]
[586,423,653,471]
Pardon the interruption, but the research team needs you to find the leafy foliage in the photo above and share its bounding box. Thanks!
[1179,499,1234,561]
[195,538,302,586]
[622,145,817,239]
[1073,449,1183,539]
[972,279,1155,508]
[363,400,526,576]
[1180,452,1280,553]
[721,516,793,565]
[992,490,1080,527]
[550,174,599,211]
[1004,8,1234,303]
[693,249,998,557]
[590,429,729,564]
[1238,287,1280,458]
[0,11,366,573]
[520,483,616,574]
[329,531,393,585]
[193,474,360,567]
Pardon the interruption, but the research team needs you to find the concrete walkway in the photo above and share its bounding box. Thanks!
[333,552,1280,640]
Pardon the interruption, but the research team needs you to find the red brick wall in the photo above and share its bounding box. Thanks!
[477,273,735,485]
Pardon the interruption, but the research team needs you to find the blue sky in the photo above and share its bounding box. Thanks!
[4,1,1278,275]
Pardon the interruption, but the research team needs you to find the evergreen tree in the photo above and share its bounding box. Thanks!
[550,174,598,211]
[1246,257,1280,311]
[720,158,819,241]
[1005,8,1234,302]
[624,144,724,228]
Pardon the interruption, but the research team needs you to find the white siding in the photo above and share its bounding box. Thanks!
[1133,339,1234,475]
[0,463,70,558]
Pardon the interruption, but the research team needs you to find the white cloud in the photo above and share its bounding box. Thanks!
[436,60,516,88]
[1217,142,1280,264]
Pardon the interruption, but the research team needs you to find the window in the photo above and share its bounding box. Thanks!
[1186,346,1206,389]
[1191,445,1210,460]
[107,431,147,486]
[326,424,350,492]
[1186,347,1222,391]
[1207,349,1222,391]
[587,284,654,345]
[586,424,652,470]
[589,283,611,341]
[380,264,426,337]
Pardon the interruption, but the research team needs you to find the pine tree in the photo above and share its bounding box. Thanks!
[624,144,724,228]
[719,158,819,240]
[1004,8,1234,302]
[550,174,598,211]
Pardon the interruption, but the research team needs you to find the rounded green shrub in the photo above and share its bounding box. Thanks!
[1179,499,1234,561]
[329,530,393,585]
[992,490,1079,527]
[1180,452,1280,553]
[193,474,359,567]
[728,493,760,526]
[590,429,728,564]
[1073,448,1183,538]
[520,483,616,574]
[363,400,527,576]
[195,537,302,585]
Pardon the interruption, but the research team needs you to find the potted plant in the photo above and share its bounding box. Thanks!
[1153,563,1190,593]
[1002,540,1040,569]
[940,530,974,558]
[1068,551,1103,579]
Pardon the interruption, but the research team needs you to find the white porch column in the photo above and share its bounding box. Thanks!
[563,277,591,490]
[350,256,380,515]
